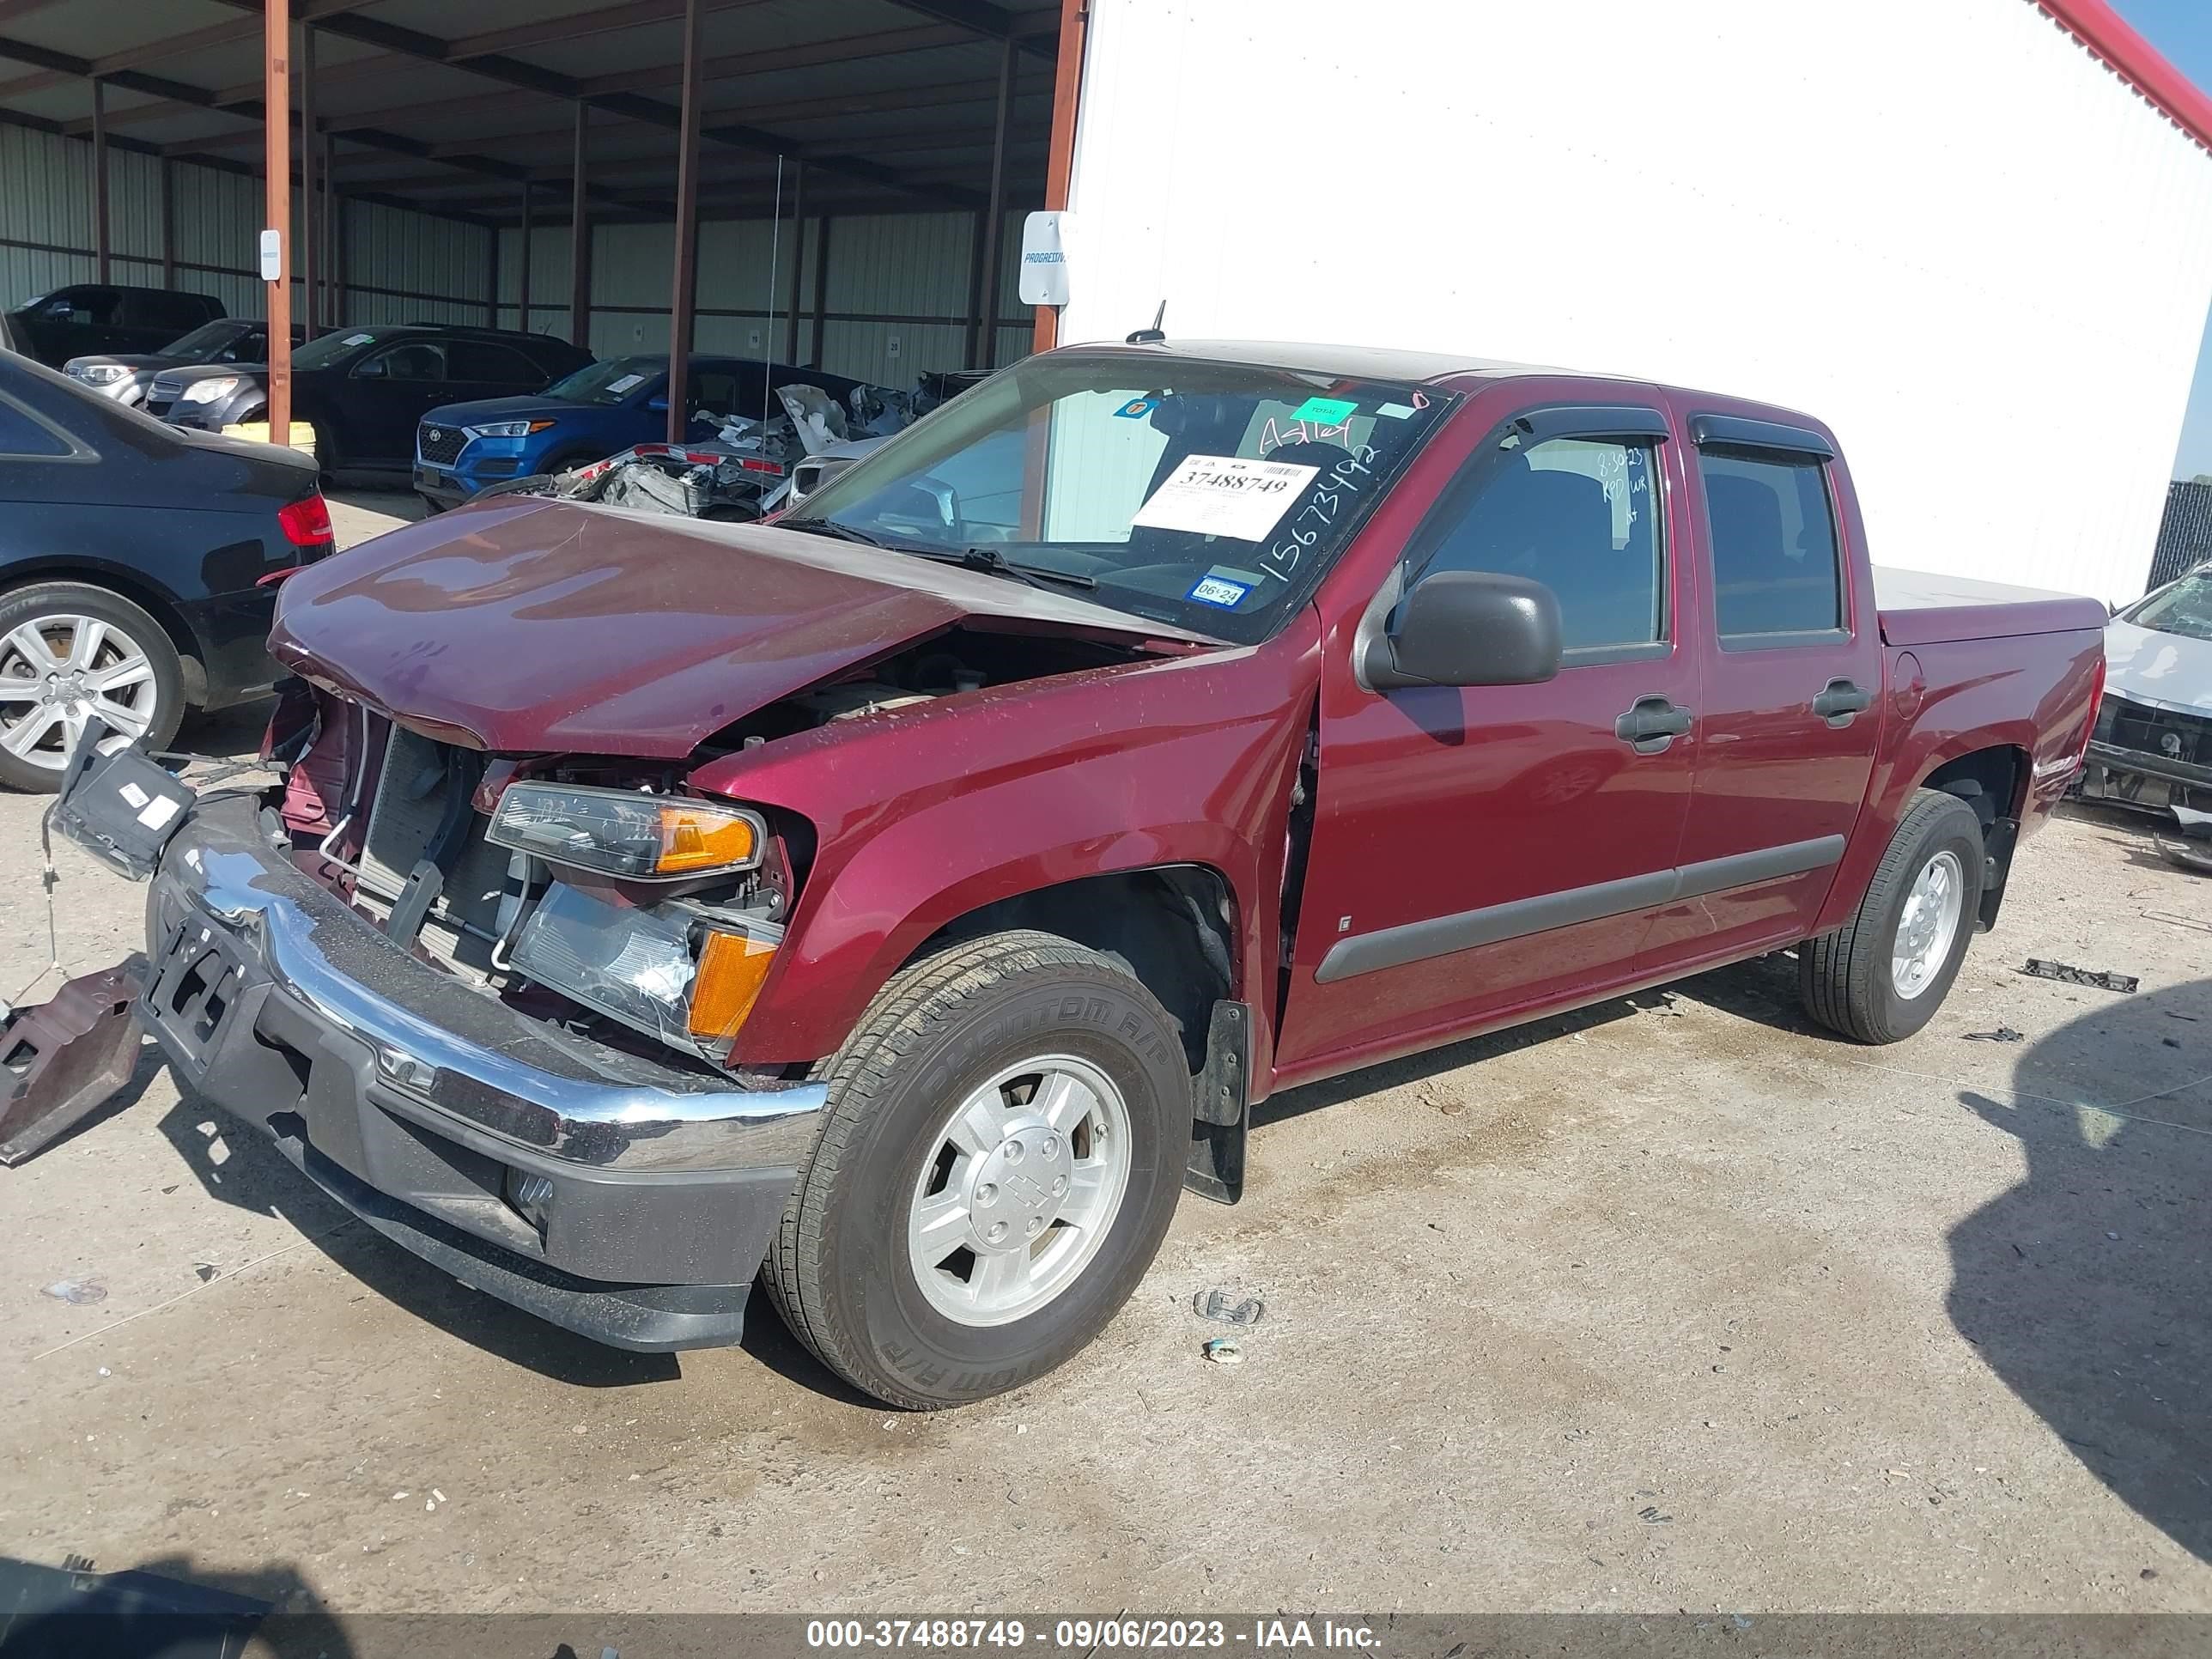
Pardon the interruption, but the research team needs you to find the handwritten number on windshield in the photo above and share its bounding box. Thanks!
[1259,447,1377,581]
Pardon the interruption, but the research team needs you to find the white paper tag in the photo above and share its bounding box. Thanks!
[1130,454,1320,542]
[118,781,150,809]
[138,796,180,831]
[607,373,646,394]
[342,332,374,346]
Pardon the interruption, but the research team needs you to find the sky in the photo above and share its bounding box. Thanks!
[2112,0,2212,478]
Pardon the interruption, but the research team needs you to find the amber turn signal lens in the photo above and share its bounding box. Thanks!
[657,802,759,874]
[688,927,778,1039]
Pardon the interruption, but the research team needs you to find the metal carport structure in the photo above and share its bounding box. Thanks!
[0,0,1075,436]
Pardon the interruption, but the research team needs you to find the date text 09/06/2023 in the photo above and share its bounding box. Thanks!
[805,1619,1382,1651]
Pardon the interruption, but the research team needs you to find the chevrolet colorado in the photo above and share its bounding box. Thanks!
[38,340,2108,1408]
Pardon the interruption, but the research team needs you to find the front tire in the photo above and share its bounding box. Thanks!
[0,583,185,793]
[1800,787,1985,1043]
[764,929,1192,1408]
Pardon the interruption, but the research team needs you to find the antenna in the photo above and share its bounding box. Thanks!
[1126,300,1167,345]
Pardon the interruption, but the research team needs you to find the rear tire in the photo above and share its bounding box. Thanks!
[763,929,1192,1409]
[0,582,185,793]
[1800,787,1985,1043]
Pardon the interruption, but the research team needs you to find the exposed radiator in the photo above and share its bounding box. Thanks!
[353,725,513,979]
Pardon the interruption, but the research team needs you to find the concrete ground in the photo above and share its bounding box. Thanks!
[0,498,2205,1618]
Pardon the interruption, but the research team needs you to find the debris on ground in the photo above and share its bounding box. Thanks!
[1194,1289,1265,1327]
[2142,910,2212,932]
[2019,959,2139,994]
[1200,1337,1244,1365]
[40,1279,107,1305]
[1963,1026,2024,1042]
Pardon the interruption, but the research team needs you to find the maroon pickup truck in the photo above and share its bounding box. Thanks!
[43,340,2107,1407]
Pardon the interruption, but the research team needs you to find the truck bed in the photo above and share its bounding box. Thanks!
[1873,566,2109,647]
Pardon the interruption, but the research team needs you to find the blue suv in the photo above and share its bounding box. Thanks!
[414,354,864,511]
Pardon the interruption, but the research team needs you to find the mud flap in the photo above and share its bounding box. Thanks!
[0,960,147,1166]
[1186,1000,1250,1205]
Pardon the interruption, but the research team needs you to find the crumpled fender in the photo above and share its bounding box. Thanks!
[688,614,1324,1068]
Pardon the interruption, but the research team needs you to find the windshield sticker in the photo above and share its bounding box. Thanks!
[1187,574,1253,608]
[1375,402,1415,420]
[1132,453,1321,542]
[606,373,647,394]
[341,332,374,346]
[1113,397,1157,420]
[1292,395,1358,427]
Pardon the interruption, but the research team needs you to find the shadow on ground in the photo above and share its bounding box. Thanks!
[1948,977,2212,1564]
[0,1549,346,1659]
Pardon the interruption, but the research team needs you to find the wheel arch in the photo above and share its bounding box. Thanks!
[0,560,210,702]
[1919,743,2030,928]
[902,865,1240,1074]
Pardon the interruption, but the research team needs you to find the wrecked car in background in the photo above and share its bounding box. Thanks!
[14,340,2106,1412]
[2079,559,2212,869]
[483,368,994,521]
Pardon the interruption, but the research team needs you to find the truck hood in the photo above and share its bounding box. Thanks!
[2105,616,2212,715]
[267,497,1220,757]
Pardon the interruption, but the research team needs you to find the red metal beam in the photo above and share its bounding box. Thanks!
[2036,0,2212,153]
[264,0,292,439]
[666,0,704,444]
[1032,0,1085,353]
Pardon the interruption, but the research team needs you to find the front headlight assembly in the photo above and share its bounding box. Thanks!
[465,419,557,439]
[509,884,783,1054]
[179,376,241,404]
[488,783,764,881]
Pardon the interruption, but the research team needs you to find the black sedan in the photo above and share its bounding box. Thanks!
[149,323,592,477]
[0,352,334,792]
[64,318,304,410]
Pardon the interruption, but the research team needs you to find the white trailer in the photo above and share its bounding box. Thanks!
[1039,0,2212,600]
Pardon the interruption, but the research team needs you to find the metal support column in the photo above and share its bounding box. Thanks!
[568,103,591,349]
[665,0,704,444]
[1035,0,1087,355]
[322,133,337,326]
[159,156,174,289]
[809,216,832,368]
[975,34,1016,369]
[90,78,107,283]
[264,0,293,439]
[784,161,805,364]
[518,182,532,332]
[297,21,316,337]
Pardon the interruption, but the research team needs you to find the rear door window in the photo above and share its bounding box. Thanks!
[1698,450,1844,642]
[360,341,447,380]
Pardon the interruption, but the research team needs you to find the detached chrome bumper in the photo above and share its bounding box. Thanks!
[132,793,825,1350]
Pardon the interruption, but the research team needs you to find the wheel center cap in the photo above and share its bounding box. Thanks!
[45,673,85,704]
[965,1117,1074,1250]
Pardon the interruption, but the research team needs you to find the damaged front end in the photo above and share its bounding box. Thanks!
[15,707,828,1352]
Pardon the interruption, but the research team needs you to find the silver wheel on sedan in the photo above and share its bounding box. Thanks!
[0,611,161,771]
[1891,848,1965,1000]
[906,1054,1133,1328]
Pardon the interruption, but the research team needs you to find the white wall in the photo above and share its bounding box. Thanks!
[1060,0,2212,601]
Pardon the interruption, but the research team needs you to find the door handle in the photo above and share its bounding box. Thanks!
[1615,695,1693,754]
[1811,678,1874,726]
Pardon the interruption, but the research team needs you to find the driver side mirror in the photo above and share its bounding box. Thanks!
[1364,570,1562,690]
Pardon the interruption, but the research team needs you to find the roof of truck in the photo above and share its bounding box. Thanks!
[1095,337,1561,385]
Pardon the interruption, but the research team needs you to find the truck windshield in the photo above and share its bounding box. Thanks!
[781,350,1456,641]
[2122,571,2212,643]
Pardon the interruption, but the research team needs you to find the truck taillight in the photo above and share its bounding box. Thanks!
[277,492,333,549]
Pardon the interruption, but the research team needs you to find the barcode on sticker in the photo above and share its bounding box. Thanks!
[118,781,150,809]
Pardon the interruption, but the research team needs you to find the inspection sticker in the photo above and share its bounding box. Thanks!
[606,373,647,395]
[1375,402,1415,420]
[1131,453,1320,542]
[1187,574,1253,608]
[1291,395,1358,427]
[1113,397,1157,420]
